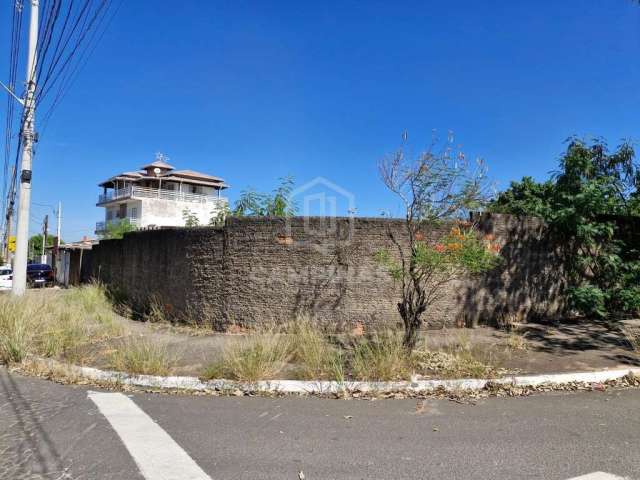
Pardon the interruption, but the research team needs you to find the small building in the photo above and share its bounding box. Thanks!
[95,154,228,234]
[48,238,96,286]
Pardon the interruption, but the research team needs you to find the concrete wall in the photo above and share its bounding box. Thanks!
[138,197,224,228]
[91,214,567,330]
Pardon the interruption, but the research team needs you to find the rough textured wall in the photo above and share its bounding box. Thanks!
[91,214,567,329]
[92,228,224,320]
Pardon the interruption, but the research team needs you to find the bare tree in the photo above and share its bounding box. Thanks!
[377,132,499,349]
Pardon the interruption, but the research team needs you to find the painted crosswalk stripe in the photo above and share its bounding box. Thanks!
[88,391,212,480]
[567,473,628,480]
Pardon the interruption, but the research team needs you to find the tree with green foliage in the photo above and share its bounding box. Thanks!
[208,203,230,227]
[232,176,297,217]
[489,176,555,218]
[490,138,640,318]
[100,219,137,240]
[377,136,501,349]
[28,234,58,259]
[182,208,200,227]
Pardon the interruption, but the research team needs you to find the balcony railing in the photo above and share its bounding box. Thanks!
[98,185,225,205]
[95,217,140,233]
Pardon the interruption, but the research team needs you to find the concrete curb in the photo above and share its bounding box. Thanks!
[39,359,640,395]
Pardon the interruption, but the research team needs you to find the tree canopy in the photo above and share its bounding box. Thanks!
[28,234,58,259]
[489,138,640,318]
[100,219,136,240]
[232,176,297,217]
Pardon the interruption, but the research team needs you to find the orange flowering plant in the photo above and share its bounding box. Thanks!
[376,132,499,349]
[377,225,500,285]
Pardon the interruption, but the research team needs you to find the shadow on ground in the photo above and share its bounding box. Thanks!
[508,318,640,371]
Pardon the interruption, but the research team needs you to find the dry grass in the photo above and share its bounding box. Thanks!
[623,327,640,353]
[202,332,292,382]
[0,299,33,363]
[351,331,411,381]
[109,337,175,376]
[505,332,529,351]
[201,324,504,382]
[202,320,346,382]
[288,319,344,381]
[412,331,502,379]
[0,284,125,365]
[0,288,505,384]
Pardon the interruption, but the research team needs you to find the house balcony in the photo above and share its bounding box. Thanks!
[97,185,226,206]
[95,217,140,235]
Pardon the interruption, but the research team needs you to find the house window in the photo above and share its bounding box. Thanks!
[131,207,138,219]
[106,210,113,221]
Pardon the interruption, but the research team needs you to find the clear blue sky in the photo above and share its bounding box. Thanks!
[2,0,640,240]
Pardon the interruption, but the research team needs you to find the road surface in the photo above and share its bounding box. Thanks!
[1,367,638,479]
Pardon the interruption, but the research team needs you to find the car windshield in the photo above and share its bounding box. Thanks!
[0,269,11,276]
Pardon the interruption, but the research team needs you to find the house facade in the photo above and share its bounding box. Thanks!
[96,155,228,234]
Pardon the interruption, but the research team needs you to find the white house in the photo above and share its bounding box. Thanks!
[96,155,228,234]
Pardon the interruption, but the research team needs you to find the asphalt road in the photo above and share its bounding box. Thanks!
[1,367,639,480]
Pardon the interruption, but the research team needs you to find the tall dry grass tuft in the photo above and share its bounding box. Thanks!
[351,331,411,381]
[288,318,344,381]
[202,332,292,382]
[110,337,174,376]
[0,298,36,363]
[0,284,125,365]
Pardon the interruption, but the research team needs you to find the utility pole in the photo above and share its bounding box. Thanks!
[41,214,48,263]
[12,0,39,295]
[56,201,61,248]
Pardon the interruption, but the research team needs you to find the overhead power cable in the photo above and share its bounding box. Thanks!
[1,0,121,245]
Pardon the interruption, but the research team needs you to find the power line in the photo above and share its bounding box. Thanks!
[2,0,121,278]
[40,0,122,135]
[2,1,25,234]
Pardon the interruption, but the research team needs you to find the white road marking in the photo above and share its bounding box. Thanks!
[88,391,212,480]
[567,473,628,480]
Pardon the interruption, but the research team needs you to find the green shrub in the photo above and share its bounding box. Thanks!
[568,285,608,318]
[618,287,640,315]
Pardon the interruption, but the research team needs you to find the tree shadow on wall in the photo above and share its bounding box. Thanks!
[292,236,360,330]
[457,213,568,327]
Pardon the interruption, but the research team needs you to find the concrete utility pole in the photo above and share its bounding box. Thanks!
[41,214,48,263]
[12,0,39,295]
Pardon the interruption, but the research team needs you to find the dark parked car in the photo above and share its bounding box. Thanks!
[27,263,54,287]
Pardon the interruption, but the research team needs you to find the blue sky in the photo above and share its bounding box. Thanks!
[2,0,640,240]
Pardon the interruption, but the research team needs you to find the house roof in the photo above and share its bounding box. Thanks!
[141,159,174,171]
[98,161,227,189]
[169,169,225,182]
[159,175,229,189]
